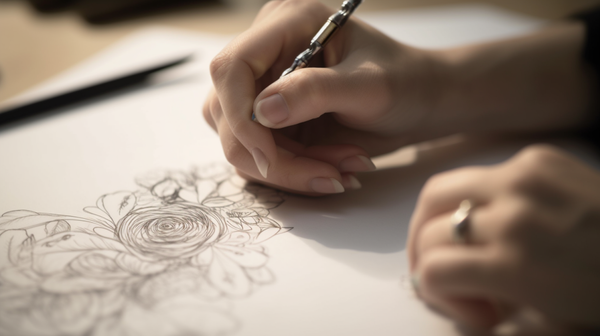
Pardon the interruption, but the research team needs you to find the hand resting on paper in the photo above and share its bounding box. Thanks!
[408,145,600,332]
[204,0,600,331]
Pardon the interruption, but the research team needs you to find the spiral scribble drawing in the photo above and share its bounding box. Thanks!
[0,164,290,336]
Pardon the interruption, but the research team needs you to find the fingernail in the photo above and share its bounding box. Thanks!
[251,148,269,178]
[342,174,362,190]
[310,177,345,194]
[255,94,290,127]
[339,155,376,172]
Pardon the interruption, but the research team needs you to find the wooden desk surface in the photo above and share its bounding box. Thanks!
[1,0,599,103]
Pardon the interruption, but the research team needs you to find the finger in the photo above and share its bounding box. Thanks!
[276,118,413,157]
[416,204,496,257]
[210,3,332,177]
[202,89,219,132]
[417,247,517,303]
[212,57,278,178]
[407,167,493,269]
[216,116,346,194]
[237,170,361,195]
[341,173,362,191]
[252,55,392,129]
[415,167,494,223]
[416,248,516,328]
[234,169,322,196]
[272,132,372,191]
[421,293,502,330]
[272,132,377,173]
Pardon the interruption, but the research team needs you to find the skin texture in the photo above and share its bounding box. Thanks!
[408,145,600,331]
[204,0,600,331]
[204,1,593,195]
[204,0,449,194]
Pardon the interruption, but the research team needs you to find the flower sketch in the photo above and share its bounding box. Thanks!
[0,164,290,336]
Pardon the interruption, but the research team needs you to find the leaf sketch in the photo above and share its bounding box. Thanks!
[0,164,290,336]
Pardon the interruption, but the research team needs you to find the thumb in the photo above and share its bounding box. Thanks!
[253,62,389,129]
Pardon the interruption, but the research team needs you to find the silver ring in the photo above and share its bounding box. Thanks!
[451,200,473,244]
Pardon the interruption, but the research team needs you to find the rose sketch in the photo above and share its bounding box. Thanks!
[0,164,289,336]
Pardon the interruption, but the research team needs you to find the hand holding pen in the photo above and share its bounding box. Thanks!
[204,0,600,331]
[279,0,362,77]
[251,0,361,121]
[204,0,442,195]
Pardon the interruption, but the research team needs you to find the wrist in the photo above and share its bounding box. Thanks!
[429,22,594,136]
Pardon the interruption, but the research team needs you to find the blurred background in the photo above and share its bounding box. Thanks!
[1,0,600,104]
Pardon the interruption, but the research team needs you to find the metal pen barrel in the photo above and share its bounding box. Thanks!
[253,0,361,120]
[280,0,362,78]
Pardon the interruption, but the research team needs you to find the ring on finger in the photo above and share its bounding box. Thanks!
[451,199,473,244]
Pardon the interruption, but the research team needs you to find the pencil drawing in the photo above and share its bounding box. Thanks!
[0,163,290,336]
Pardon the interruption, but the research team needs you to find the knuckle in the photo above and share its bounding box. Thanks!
[420,172,448,204]
[503,147,557,192]
[503,148,564,194]
[209,51,232,81]
[291,70,318,96]
[503,166,542,193]
[503,145,577,198]
[222,141,247,167]
[515,144,563,168]
[229,119,246,138]
[284,71,323,115]
[420,167,482,204]
[347,61,395,112]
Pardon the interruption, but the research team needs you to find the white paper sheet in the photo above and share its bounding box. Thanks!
[0,5,589,336]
